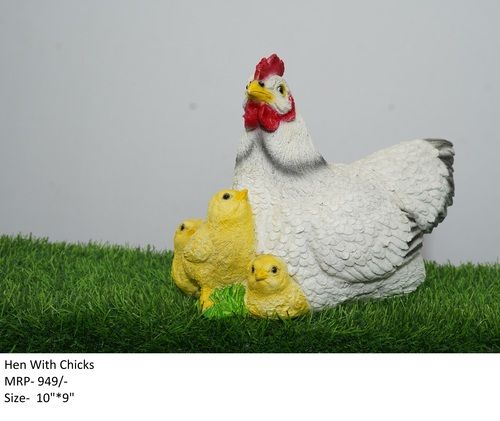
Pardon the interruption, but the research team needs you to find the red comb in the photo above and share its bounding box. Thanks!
[253,54,285,80]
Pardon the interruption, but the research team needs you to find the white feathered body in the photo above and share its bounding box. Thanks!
[233,115,454,310]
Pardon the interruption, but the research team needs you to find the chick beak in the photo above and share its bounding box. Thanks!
[255,269,268,281]
[246,80,274,104]
[234,189,248,201]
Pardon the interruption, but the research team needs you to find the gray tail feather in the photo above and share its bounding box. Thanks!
[424,139,455,230]
[404,213,424,259]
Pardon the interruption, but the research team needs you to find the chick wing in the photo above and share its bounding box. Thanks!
[183,225,213,263]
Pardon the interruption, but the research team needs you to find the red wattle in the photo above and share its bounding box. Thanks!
[244,98,296,133]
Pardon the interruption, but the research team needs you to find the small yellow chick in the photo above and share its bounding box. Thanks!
[245,255,310,319]
[183,189,255,310]
[171,219,204,297]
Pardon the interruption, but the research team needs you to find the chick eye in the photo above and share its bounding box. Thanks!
[278,84,285,95]
[251,265,255,273]
[223,193,231,200]
[180,223,185,231]
[271,266,278,274]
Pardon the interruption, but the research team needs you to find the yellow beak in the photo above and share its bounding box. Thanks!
[234,189,248,201]
[255,269,268,281]
[246,80,274,104]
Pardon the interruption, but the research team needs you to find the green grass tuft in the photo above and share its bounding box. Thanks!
[0,234,499,352]
[202,284,248,319]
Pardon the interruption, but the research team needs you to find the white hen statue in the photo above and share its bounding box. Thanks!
[233,54,455,310]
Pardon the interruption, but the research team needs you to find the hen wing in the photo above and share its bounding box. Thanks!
[310,172,422,283]
[343,139,454,233]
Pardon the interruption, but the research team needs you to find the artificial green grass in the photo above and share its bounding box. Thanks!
[0,234,498,352]
[202,284,248,319]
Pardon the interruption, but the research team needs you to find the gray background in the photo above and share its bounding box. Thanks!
[0,1,499,263]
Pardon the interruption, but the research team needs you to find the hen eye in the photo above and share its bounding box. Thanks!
[278,85,285,95]
[271,266,278,274]
[180,223,185,231]
[251,265,255,273]
[223,193,231,200]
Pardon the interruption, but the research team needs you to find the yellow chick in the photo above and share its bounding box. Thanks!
[245,255,310,319]
[183,189,255,310]
[171,219,204,297]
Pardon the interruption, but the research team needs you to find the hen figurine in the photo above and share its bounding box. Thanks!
[233,54,454,311]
